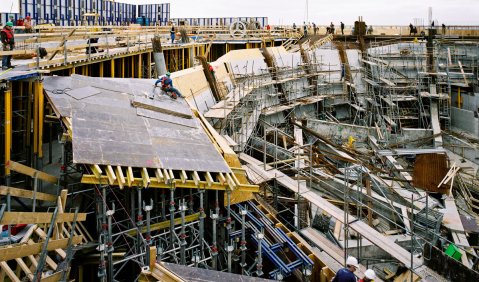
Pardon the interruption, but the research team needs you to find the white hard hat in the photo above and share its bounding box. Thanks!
[346,256,359,268]
[364,269,376,279]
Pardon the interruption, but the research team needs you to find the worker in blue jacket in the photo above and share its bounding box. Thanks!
[155,72,183,99]
[332,256,359,282]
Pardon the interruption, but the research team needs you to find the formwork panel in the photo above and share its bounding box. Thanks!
[43,75,231,173]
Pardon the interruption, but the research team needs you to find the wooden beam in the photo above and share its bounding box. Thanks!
[204,172,213,188]
[126,167,134,187]
[163,169,170,184]
[0,186,57,202]
[5,160,58,184]
[116,166,125,189]
[141,168,150,188]
[180,170,188,184]
[168,169,175,182]
[0,236,83,261]
[91,164,103,178]
[217,172,226,185]
[155,168,164,183]
[1,212,86,225]
[192,171,200,186]
[105,165,117,185]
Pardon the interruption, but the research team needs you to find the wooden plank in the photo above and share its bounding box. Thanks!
[0,262,21,282]
[40,271,63,282]
[1,212,86,225]
[0,236,83,261]
[0,186,56,202]
[5,160,58,184]
[14,258,33,281]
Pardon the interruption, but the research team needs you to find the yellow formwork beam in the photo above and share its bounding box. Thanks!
[4,86,12,176]
[128,213,200,237]
[137,54,142,78]
[99,61,104,77]
[121,57,125,78]
[33,81,39,155]
[37,82,44,158]
[110,58,115,78]
[81,174,259,193]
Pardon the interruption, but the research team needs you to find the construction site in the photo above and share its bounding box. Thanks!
[1,1,479,282]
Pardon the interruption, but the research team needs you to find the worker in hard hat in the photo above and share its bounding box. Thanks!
[1,22,15,70]
[359,269,376,282]
[332,256,358,282]
[155,72,183,99]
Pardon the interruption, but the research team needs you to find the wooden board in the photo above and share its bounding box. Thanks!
[0,186,57,202]
[0,236,83,261]
[1,212,86,225]
[5,161,58,184]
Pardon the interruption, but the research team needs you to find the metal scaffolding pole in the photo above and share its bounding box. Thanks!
[179,199,187,265]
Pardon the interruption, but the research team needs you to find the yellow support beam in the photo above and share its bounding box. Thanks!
[99,61,104,77]
[4,86,12,176]
[137,54,142,78]
[33,81,39,155]
[110,58,115,78]
[127,213,199,237]
[121,57,125,78]
[37,83,44,158]
[81,174,259,192]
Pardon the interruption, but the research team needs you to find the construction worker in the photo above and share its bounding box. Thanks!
[331,256,358,282]
[1,22,15,70]
[409,23,414,36]
[330,22,335,34]
[312,22,317,35]
[341,22,345,35]
[24,16,33,33]
[442,23,446,35]
[155,72,183,99]
[359,269,376,282]
[170,24,176,44]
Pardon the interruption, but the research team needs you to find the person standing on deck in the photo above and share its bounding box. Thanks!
[170,24,176,44]
[341,22,345,35]
[1,22,15,70]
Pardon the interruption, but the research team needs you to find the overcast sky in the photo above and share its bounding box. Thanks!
[120,0,478,25]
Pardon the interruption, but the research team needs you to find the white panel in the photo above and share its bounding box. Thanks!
[1,1,20,13]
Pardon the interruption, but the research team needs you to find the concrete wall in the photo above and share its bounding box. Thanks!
[451,107,479,137]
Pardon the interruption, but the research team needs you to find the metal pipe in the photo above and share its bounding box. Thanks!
[179,199,187,265]
[256,229,264,276]
[199,189,205,258]
[240,208,247,274]
[169,188,176,247]
[211,211,218,270]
